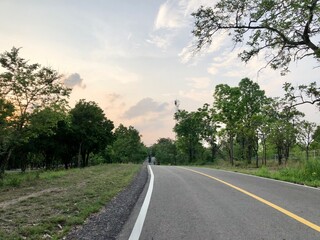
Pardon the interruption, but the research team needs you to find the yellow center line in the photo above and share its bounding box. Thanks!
[180,167,320,233]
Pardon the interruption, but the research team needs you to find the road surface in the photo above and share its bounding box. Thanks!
[118,166,320,240]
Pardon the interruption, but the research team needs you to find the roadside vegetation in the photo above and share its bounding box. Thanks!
[0,47,146,178]
[0,164,140,240]
[203,159,320,187]
[0,47,147,239]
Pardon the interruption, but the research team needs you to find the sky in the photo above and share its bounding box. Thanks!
[0,0,319,146]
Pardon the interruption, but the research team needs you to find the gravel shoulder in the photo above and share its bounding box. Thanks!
[66,163,148,240]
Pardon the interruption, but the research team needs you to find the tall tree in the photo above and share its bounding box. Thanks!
[192,0,320,74]
[269,98,303,164]
[70,100,114,167]
[0,47,70,172]
[214,84,241,165]
[237,78,267,166]
[174,110,203,163]
[197,104,220,162]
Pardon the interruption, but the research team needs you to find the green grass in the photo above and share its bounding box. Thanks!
[0,164,141,240]
[203,159,320,187]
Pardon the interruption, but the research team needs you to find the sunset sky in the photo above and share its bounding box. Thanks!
[1,0,319,146]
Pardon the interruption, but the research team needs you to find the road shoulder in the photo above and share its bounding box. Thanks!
[66,164,148,240]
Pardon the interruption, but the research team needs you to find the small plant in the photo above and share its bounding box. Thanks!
[256,166,270,177]
[8,176,22,187]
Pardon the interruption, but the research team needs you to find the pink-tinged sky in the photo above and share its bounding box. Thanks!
[0,0,319,146]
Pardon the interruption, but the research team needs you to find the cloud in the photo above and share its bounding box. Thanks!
[147,34,172,49]
[179,89,213,102]
[187,77,211,89]
[106,93,121,103]
[63,73,86,89]
[149,0,188,50]
[154,1,186,30]
[108,66,140,84]
[123,98,169,119]
[104,93,126,117]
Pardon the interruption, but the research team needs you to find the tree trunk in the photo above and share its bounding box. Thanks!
[188,138,192,163]
[210,141,216,162]
[277,146,283,165]
[262,140,267,166]
[0,148,12,179]
[85,151,90,167]
[77,142,82,168]
[230,135,234,166]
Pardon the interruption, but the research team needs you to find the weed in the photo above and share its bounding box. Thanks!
[7,176,22,187]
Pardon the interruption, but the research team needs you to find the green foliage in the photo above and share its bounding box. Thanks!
[110,124,146,163]
[70,99,114,167]
[212,78,268,165]
[174,109,209,163]
[152,138,176,165]
[192,0,320,74]
[0,47,71,173]
[283,81,320,110]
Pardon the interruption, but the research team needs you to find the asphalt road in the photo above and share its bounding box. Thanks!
[118,166,320,240]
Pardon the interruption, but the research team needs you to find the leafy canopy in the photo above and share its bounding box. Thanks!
[192,0,320,74]
[0,47,71,130]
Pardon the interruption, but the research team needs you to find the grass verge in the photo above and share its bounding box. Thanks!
[201,159,320,188]
[0,164,140,240]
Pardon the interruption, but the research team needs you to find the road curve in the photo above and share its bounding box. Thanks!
[119,166,320,240]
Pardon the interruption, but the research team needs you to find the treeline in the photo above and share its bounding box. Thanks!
[151,78,320,167]
[0,48,146,178]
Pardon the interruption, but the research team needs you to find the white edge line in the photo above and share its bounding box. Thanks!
[191,167,320,191]
[128,165,154,240]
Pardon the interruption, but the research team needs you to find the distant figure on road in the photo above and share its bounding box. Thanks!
[148,155,151,164]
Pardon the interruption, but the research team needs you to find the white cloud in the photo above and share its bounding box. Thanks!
[147,34,172,49]
[154,1,186,30]
[179,0,217,16]
[187,77,211,89]
[179,89,213,102]
[108,66,140,84]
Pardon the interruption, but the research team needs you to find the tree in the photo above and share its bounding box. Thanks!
[0,47,71,172]
[297,120,317,160]
[237,78,267,166]
[111,124,146,163]
[152,138,176,165]
[192,0,320,74]
[257,99,275,166]
[27,106,70,169]
[174,110,203,163]
[70,100,114,167]
[269,98,304,164]
[197,104,220,162]
[214,84,241,165]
